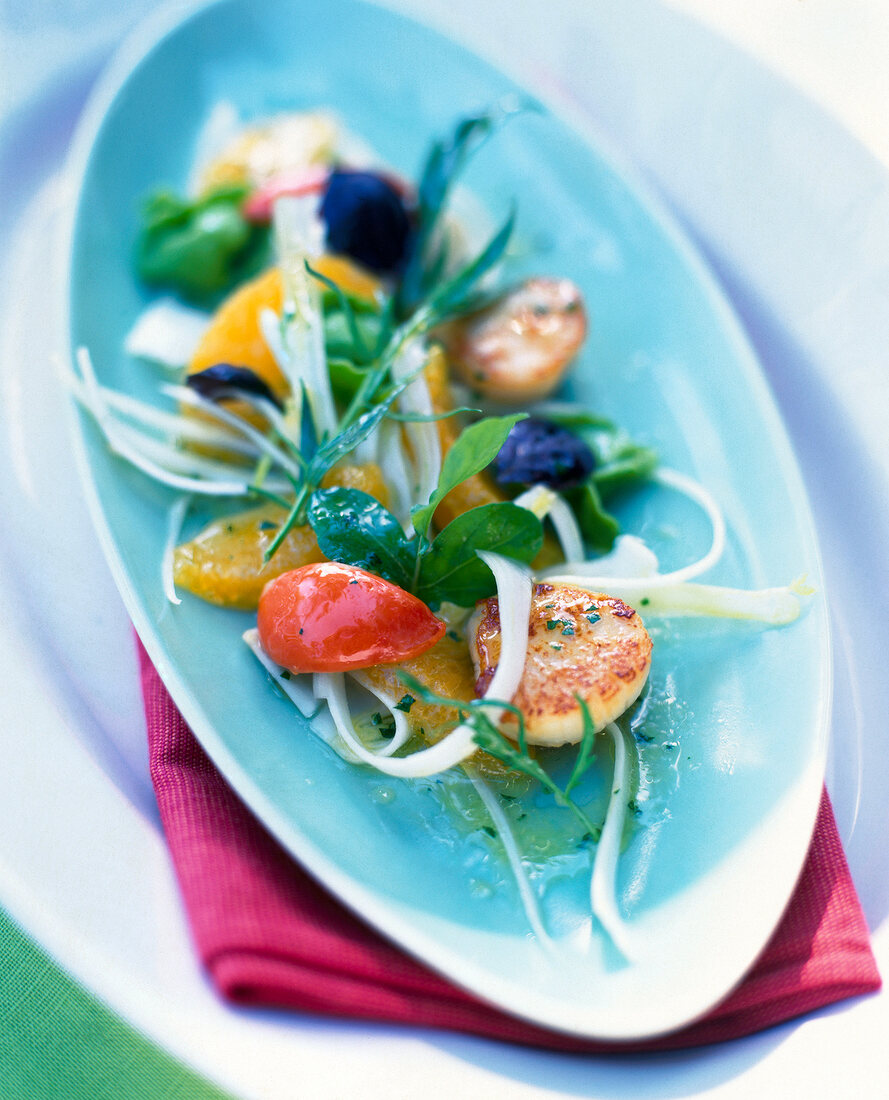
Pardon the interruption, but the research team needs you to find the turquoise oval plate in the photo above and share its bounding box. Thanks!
[64,0,829,1040]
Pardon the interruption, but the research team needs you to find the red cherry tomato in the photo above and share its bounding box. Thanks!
[257,562,446,673]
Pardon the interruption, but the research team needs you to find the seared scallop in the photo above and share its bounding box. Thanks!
[436,277,587,403]
[468,582,652,746]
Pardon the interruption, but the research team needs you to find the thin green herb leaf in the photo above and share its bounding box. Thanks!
[248,484,292,510]
[424,207,516,323]
[308,259,373,362]
[535,406,616,432]
[565,696,598,795]
[384,405,479,424]
[396,673,599,835]
[262,483,309,562]
[308,391,402,480]
[565,478,621,553]
[371,295,397,358]
[296,380,318,460]
[397,107,513,315]
[471,718,600,837]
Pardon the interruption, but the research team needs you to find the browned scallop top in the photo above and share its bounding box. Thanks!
[469,582,653,746]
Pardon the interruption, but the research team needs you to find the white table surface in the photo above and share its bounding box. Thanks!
[1,2,888,1097]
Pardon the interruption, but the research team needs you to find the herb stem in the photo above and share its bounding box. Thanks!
[263,482,310,561]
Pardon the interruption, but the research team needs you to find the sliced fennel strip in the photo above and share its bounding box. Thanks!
[124,297,210,369]
[514,484,585,564]
[391,339,442,511]
[68,380,261,458]
[71,348,253,496]
[312,673,478,777]
[651,466,726,584]
[375,418,415,529]
[163,384,304,482]
[543,465,725,586]
[472,552,533,727]
[161,495,191,606]
[243,629,329,730]
[464,764,554,950]
[544,575,804,625]
[346,672,414,756]
[590,722,635,960]
[273,194,337,440]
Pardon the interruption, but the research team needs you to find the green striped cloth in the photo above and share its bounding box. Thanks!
[0,909,235,1100]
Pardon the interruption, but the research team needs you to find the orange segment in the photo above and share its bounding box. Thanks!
[174,462,389,609]
[356,633,475,739]
[320,460,390,509]
[185,258,379,400]
[187,267,286,397]
[173,501,323,611]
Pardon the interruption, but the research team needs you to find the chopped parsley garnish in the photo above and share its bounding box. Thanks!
[370,712,397,738]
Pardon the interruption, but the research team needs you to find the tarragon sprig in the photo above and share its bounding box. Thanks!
[397,674,602,840]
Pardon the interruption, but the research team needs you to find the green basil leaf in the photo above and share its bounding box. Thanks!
[416,501,542,608]
[306,488,413,588]
[565,422,658,499]
[411,413,526,537]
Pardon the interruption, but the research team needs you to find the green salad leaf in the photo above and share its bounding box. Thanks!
[307,487,414,589]
[415,502,543,608]
[305,424,543,608]
[565,479,621,553]
[411,412,526,538]
[135,185,269,301]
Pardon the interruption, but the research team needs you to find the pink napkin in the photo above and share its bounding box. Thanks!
[139,640,880,1050]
